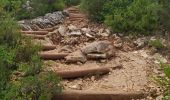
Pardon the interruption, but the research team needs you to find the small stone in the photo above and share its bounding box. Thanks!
[87,53,107,59]
[68,31,82,36]
[69,85,82,90]
[91,76,95,81]
[114,39,123,48]
[68,25,77,31]
[100,32,109,37]
[134,37,148,48]
[85,33,93,38]
[81,28,90,33]
[58,25,67,36]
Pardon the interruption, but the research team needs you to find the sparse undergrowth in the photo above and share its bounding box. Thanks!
[148,39,165,50]
[157,63,170,100]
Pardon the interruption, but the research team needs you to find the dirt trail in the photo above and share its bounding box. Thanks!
[20,6,162,100]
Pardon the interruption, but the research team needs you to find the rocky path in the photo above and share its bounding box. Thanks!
[19,6,163,100]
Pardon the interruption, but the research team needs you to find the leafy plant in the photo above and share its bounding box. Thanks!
[149,39,165,49]
[0,0,62,99]
[104,0,159,34]
[159,0,170,32]
[80,0,160,34]
[158,63,170,100]
[80,0,108,22]
[64,0,81,6]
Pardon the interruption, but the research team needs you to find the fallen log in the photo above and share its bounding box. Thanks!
[39,52,68,60]
[55,67,110,79]
[38,26,58,32]
[69,18,83,22]
[23,34,46,39]
[53,90,146,100]
[42,44,56,51]
[21,31,49,35]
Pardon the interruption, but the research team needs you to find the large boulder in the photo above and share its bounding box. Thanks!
[65,50,87,63]
[81,41,114,59]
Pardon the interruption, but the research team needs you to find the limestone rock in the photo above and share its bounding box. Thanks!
[65,50,87,63]
[81,41,114,59]
[58,26,67,36]
[134,37,148,48]
[82,41,112,54]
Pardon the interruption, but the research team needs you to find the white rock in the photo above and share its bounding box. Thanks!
[100,32,109,37]
[68,25,77,31]
[58,26,67,36]
[65,50,87,63]
[68,31,82,36]
[85,33,93,38]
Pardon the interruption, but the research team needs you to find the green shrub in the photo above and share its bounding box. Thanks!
[16,0,65,20]
[0,1,62,99]
[64,0,81,6]
[80,0,160,34]
[104,0,159,34]
[159,0,170,32]
[157,63,170,100]
[80,0,108,22]
[148,39,165,49]
[5,72,61,100]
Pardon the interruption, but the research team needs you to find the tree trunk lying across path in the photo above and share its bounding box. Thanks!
[39,52,68,60]
[21,31,49,35]
[22,34,46,39]
[53,90,146,100]
[55,67,110,79]
[38,26,58,32]
[41,44,56,51]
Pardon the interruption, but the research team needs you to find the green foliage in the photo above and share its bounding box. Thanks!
[149,39,165,49]
[81,0,160,34]
[159,0,170,32]
[104,0,159,34]
[0,1,61,99]
[158,63,170,100]
[64,0,81,6]
[16,0,65,20]
[80,0,108,22]
[5,72,61,100]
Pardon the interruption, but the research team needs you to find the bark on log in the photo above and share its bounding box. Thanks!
[39,52,68,60]
[53,90,146,100]
[39,26,58,32]
[55,67,110,79]
[23,34,46,39]
[42,44,56,51]
[21,31,49,35]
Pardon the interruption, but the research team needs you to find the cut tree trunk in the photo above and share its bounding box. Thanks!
[39,52,68,60]
[38,26,58,32]
[42,44,56,51]
[53,90,146,100]
[23,34,46,39]
[55,67,110,79]
[21,31,49,35]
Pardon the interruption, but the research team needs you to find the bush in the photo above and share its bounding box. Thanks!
[64,0,81,6]
[105,0,159,34]
[148,39,165,49]
[80,0,108,22]
[159,0,170,32]
[0,1,62,99]
[157,63,170,100]
[81,0,160,34]
[16,0,65,20]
